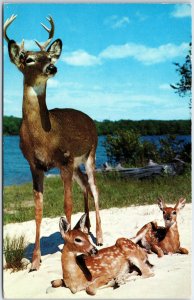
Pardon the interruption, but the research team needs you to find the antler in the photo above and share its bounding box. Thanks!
[35,16,55,51]
[4,14,17,43]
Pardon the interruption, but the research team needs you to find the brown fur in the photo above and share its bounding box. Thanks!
[4,15,103,271]
[134,198,189,257]
[52,215,154,295]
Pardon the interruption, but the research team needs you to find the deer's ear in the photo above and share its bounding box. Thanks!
[47,39,62,63]
[8,40,22,68]
[174,198,186,211]
[157,197,166,211]
[59,217,70,239]
[73,214,87,232]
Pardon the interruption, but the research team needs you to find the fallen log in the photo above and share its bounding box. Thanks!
[96,158,185,179]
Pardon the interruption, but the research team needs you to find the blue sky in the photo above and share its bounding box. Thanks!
[3,3,191,121]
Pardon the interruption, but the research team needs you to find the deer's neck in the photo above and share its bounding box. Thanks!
[61,248,88,292]
[22,80,51,132]
[165,222,180,243]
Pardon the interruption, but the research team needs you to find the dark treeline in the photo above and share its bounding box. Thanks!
[95,119,191,136]
[3,116,191,136]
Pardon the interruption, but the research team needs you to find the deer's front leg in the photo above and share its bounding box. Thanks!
[30,168,44,271]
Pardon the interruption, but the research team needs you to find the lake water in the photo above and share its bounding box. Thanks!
[3,135,191,186]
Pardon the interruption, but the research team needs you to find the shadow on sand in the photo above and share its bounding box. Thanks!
[25,231,64,260]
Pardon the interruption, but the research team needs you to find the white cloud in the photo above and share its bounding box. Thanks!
[62,50,101,66]
[171,4,191,18]
[100,42,189,65]
[61,42,189,67]
[104,15,130,29]
[112,16,130,29]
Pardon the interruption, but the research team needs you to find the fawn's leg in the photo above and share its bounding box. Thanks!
[30,167,44,271]
[85,150,103,246]
[130,256,154,278]
[51,279,65,288]
[151,244,164,257]
[86,276,110,295]
[61,164,73,226]
[178,247,189,254]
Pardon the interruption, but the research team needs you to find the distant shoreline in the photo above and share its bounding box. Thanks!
[3,116,191,136]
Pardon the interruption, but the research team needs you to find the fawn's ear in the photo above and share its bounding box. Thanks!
[157,197,166,211]
[47,39,62,63]
[59,217,70,239]
[73,214,87,232]
[174,198,186,211]
[8,40,24,68]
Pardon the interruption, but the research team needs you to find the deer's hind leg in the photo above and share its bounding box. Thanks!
[61,164,74,226]
[73,167,92,231]
[85,149,103,246]
[30,167,44,271]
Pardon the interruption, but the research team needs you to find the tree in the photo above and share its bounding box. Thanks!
[171,42,192,108]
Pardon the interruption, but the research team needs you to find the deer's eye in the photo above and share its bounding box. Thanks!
[26,57,35,64]
[163,211,165,214]
[19,52,25,60]
[172,211,176,215]
[75,238,82,243]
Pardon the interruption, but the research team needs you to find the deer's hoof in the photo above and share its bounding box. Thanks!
[97,242,103,246]
[29,258,41,272]
[29,268,38,273]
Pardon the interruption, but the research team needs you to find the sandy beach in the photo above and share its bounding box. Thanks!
[3,203,192,299]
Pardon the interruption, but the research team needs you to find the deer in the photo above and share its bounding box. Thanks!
[4,15,103,271]
[132,198,189,257]
[51,214,154,295]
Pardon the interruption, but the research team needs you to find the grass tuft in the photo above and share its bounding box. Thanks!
[3,235,27,272]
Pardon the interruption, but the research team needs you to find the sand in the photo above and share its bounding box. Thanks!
[3,203,192,299]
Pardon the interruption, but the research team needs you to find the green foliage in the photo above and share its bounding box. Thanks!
[95,119,191,136]
[105,130,191,166]
[105,130,158,166]
[3,172,191,225]
[171,42,192,107]
[4,235,27,272]
[3,116,22,135]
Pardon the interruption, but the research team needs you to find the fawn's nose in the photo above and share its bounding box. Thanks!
[165,214,171,221]
[46,64,57,74]
[90,247,98,256]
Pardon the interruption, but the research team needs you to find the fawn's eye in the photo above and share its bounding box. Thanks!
[26,57,35,64]
[163,211,165,214]
[75,238,82,243]
[172,211,176,215]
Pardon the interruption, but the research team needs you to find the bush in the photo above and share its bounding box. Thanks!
[104,130,191,166]
[4,235,27,272]
[105,130,159,166]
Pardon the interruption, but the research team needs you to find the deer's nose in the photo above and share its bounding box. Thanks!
[46,64,57,74]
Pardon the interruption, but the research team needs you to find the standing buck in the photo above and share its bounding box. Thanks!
[4,15,103,271]
[51,214,154,295]
[133,198,189,257]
